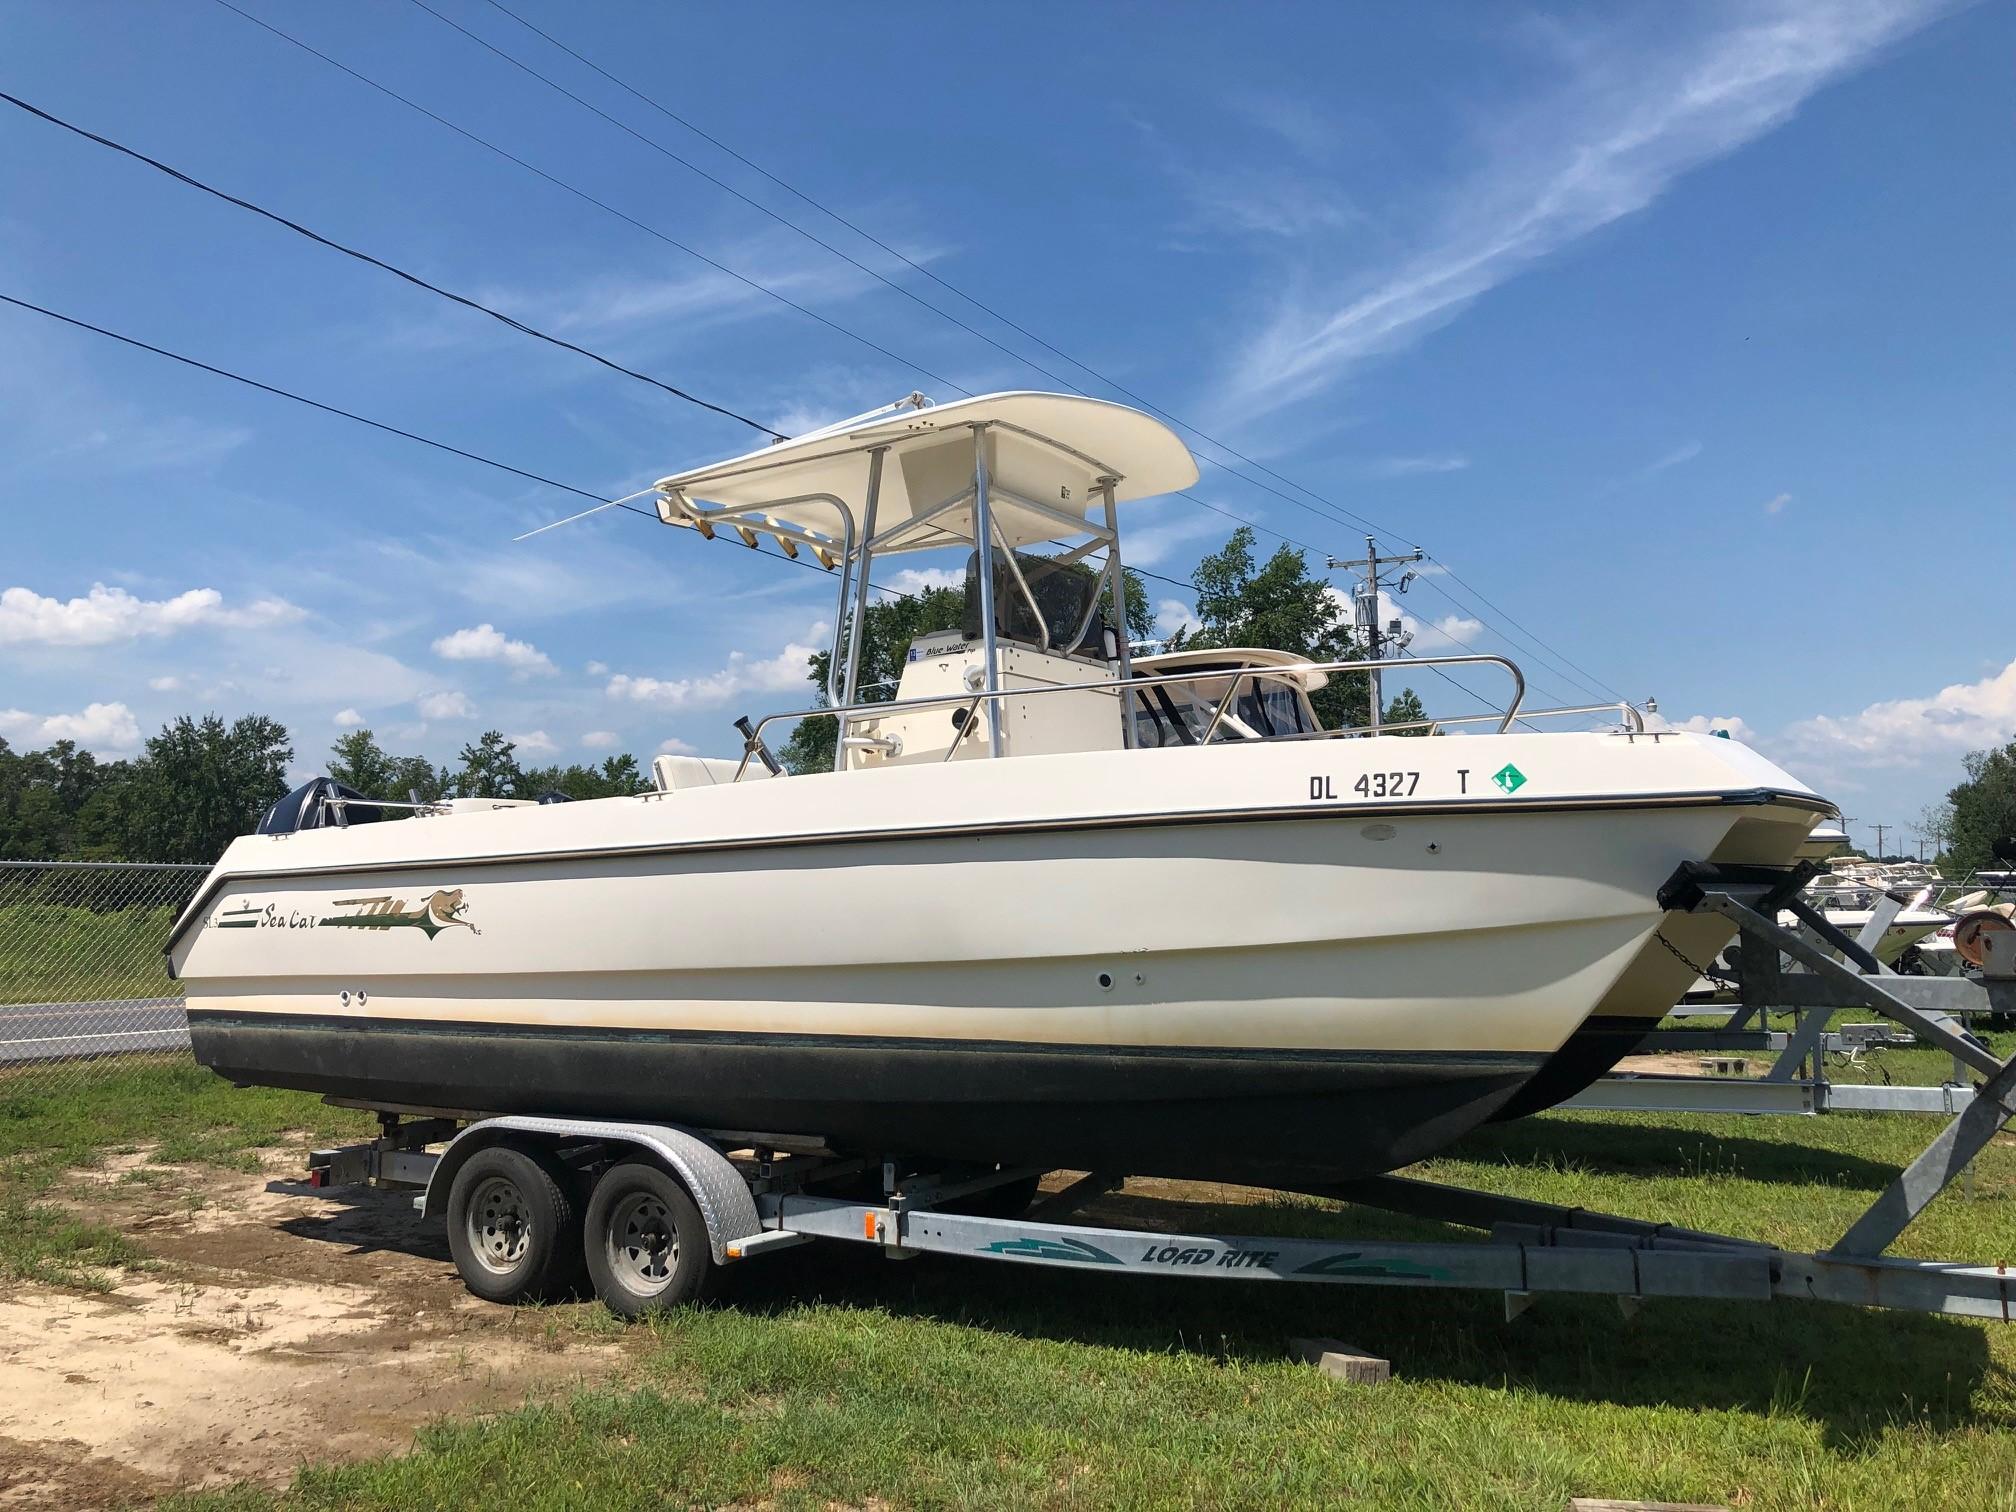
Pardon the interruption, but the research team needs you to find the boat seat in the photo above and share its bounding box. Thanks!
[651,754,774,793]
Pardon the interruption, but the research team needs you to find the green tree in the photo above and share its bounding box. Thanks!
[1168,526,1376,729]
[450,731,525,800]
[1942,742,2016,877]
[329,729,447,808]
[779,585,969,774]
[519,754,653,800]
[0,738,135,859]
[774,567,1157,774]
[1382,686,1430,734]
[121,714,293,863]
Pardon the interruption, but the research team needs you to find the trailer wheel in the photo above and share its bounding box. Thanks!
[444,1144,583,1304]
[584,1159,711,1318]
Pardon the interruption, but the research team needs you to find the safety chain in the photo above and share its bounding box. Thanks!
[1653,929,1739,986]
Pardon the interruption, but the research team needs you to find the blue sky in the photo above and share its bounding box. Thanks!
[2,0,2010,853]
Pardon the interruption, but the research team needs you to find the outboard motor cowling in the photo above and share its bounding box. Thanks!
[257,777,387,834]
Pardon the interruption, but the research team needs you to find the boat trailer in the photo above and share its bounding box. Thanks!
[1568,860,2016,1118]
[301,865,2016,1325]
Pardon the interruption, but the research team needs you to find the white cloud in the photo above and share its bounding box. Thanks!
[509,729,559,755]
[1368,455,1469,478]
[48,415,252,473]
[1426,614,1484,647]
[147,675,182,692]
[432,623,556,677]
[580,729,621,749]
[1220,2,1942,416]
[1646,441,1704,473]
[1154,598,1200,637]
[657,736,698,756]
[0,701,142,753]
[0,583,303,648]
[1779,659,2016,767]
[1764,491,1793,514]
[417,690,476,720]
[608,627,826,712]
[886,567,966,595]
[1123,509,1228,567]
[333,708,366,729]
[585,660,610,677]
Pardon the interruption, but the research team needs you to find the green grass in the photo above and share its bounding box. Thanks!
[12,1056,2016,1507]
[0,1195,149,1290]
[0,1060,370,1287]
[169,1088,2016,1511]
[0,899,183,1004]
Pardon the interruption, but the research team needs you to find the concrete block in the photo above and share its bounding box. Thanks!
[1287,1336,1390,1384]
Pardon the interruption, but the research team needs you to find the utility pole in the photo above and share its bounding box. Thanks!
[1871,821,1891,860]
[1838,815,1859,853]
[1326,535,1425,733]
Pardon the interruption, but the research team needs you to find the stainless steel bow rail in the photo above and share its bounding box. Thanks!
[298,868,2016,1326]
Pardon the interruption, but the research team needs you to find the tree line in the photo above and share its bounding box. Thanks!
[4,525,1444,859]
[0,720,650,866]
[1929,744,2016,879]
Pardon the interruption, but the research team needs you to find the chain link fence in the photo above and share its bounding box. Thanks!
[0,860,209,1091]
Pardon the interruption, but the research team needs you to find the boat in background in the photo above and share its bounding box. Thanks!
[168,392,1828,1185]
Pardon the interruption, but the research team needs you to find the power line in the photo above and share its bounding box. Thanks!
[0,91,1229,614]
[172,4,1608,713]
[199,5,1352,580]
[211,2,1363,566]
[1,82,1283,606]
[2,287,1205,620]
[0,292,616,503]
[1421,558,1628,705]
[434,2,1628,704]
[209,0,975,400]
[0,90,790,441]
[3,290,1563,726]
[0,290,904,597]
[413,0,1416,553]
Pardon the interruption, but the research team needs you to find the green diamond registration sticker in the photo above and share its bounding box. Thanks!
[1492,763,1527,795]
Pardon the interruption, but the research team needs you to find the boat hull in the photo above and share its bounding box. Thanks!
[171,733,1825,1183]
[187,1012,1542,1184]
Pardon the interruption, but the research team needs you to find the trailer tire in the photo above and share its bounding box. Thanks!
[445,1144,583,1304]
[584,1159,711,1318]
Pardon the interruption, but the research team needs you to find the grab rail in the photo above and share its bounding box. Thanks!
[732,652,1541,780]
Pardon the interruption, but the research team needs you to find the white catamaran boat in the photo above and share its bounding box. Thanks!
[168,393,1829,1185]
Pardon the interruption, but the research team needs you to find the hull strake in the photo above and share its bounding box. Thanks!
[188,1011,1544,1185]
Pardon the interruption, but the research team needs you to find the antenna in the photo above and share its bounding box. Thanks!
[1326,535,1425,733]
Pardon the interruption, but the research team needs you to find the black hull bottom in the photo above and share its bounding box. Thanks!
[1488,1015,1656,1122]
[190,1012,1545,1185]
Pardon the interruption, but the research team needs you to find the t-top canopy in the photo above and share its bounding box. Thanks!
[652,391,1199,559]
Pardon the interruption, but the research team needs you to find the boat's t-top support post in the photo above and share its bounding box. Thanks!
[1100,476,1135,749]
[833,447,887,771]
[970,422,1004,758]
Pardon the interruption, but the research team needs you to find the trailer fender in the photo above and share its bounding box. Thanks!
[422,1116,761,1264]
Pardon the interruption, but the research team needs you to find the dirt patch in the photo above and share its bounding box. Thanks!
[0,1148,634,1507]
[1614,1052,1757,1078]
